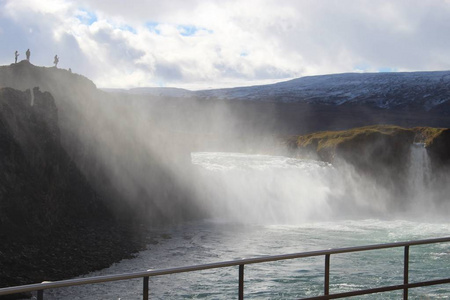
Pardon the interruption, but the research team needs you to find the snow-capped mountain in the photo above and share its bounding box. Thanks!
[194,71,450,111]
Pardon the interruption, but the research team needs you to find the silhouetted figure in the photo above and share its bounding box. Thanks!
[26,49,30,61]
[54,55,59,68]
[14,51,19,63]
[68,68,72,73]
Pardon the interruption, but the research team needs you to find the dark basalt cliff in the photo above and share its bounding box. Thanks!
[425,129,450,166]
[0,60,199,225]
[0,87,143,294]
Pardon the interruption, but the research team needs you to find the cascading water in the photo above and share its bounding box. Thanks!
[190,151,441,223]
[44,151,450,300]
[191,152,336,224]
[405,143,439,217]
[408,143,432,194]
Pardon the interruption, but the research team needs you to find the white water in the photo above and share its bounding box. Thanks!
[42,151,450,299]
[408,143,432,201]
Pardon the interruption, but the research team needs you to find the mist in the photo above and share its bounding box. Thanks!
[189,144,450,225]
[1,62,449,227]
[40,68,288,224]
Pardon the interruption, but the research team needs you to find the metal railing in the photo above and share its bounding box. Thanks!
[1,236,449,299]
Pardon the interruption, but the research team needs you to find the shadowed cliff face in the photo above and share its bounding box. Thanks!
[426,129,450,167]
[0,87,105,233]
[0,61,202,224]
[0,87,147,292]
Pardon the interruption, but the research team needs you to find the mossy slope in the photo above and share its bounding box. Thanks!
[286,125,450,176]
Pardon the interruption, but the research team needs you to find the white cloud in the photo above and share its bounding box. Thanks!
[1,0,450,89]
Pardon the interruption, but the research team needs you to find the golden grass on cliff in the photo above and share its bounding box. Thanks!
[413,127,447,146]
[295,125,411,151]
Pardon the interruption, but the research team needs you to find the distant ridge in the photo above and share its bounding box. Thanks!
[102,86,194,98]
[109,70,450,112]
[194,70,450,110]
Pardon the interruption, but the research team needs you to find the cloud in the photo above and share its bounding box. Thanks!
[1,0,450,89]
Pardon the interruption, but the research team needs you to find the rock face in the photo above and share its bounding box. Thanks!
[0,87,101,229]
[0,61,203,297]
[0,60,200,225]
[426,129,450,167]
[0,87,143,293]
[286,125,450,183]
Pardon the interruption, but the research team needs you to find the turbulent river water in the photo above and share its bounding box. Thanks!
[44,151,449,299]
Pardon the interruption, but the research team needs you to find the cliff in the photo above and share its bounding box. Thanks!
[0,61,204,296]
[0,60,200,224]
[0,87,143,293]
[286,125,450,181]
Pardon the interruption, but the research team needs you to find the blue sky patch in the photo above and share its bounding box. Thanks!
[178,25,198,36]
[76,9,97,25]
[177,25,213,36]
[145,22,161,34]
[120,25,136,34]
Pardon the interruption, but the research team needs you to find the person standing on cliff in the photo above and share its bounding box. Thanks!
[14,51,19,63]
[54,55,59,68]
[26,49,30,61]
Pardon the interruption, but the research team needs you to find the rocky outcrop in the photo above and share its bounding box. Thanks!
[0,87,101,227]
[0,87,144,294]
[0,60,200,226]
[426,128,450,167]
[286,125,450,182]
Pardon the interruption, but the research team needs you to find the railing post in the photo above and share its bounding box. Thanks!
[239,264,244,300]
[37,290,43,300]
[324,254,330,296]
[143,276,149,300]
[404,246,409,300]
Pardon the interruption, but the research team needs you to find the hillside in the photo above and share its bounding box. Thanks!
[111,71,450,135]
[194,71,450,109]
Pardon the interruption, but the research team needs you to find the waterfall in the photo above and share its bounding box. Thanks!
[190,152,396,224]
[407,143,431,199]
[190,150,447,224]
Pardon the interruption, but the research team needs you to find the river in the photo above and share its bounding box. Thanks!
[44,150,450,299]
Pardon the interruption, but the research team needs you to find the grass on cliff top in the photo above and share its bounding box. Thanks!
[413,127,447,146]
[294,125,446,151]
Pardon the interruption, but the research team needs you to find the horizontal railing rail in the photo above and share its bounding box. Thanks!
[1,236,449,299]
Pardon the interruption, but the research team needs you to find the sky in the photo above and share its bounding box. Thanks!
[1,0,450,90]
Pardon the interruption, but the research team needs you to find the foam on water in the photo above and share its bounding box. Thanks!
[191,152,338,224]
[191,151,449,224]
[191,152,331,171]
[41,152,450,299]
[43,219,450,299]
